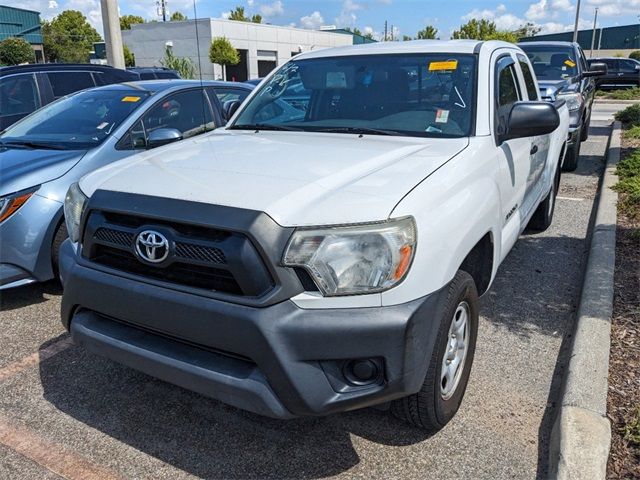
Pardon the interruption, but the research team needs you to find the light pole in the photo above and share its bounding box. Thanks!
[100,0,125,69]
[590,8,598,58]
[572,0,581,43]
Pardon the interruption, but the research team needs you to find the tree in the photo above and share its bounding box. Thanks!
[416,25,438,40]
[0,37,35,65]
[452,19,497,40]
[42,10,102,63]
[123,44,135,67]
[363,32,375,40]
[120,14,145,30]
[513,22,541,39]
[402,35,413,41]
[170,11,187,21]
[486,31,519,43]
[228,6,262,23]
[209,37,239,80]
[160,46,196,78]
[630,51,640,61]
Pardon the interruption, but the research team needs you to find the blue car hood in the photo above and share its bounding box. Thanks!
[538,78,579,99]
[0,147,86,196]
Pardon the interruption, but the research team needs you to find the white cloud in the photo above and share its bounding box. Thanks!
[525,0,548,21]
[259,0,284,17]
[299,11,324,29]
[221,11,231,19]
[496,4,507,14]
[335,0,362,27]
[48,0,58,8]
[247,0,255,6]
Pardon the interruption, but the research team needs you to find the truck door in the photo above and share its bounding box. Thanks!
[493,53,532,259]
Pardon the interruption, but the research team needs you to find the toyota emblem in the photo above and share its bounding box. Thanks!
[135,230,169,263]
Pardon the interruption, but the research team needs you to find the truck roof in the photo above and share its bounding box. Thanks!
[296,39,517,60]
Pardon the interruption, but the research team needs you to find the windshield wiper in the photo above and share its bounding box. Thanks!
[315,126,397,136]
[228,123,303,132]
[0,140,66,150]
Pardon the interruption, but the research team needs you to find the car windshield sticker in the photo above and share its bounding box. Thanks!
[326,71,347,89]
[564,60,576,68]
[429,60,458,71]
[121,96,141,102]
[97,122,109,130]
[435,109,450,123]
[426,125,442,133]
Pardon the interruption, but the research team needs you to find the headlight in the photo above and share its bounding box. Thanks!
[283,217,416,296]
[0,187,38,223]
[558,92,583,111]
[64,182,88,243]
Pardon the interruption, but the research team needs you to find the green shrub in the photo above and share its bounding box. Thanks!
[0,37,34,65]
[615,104,640,127]
[630,50,640,61]
[617,150,640,179]
[615,150,640,216]
[624,125,640,140]
[608,88,640,101]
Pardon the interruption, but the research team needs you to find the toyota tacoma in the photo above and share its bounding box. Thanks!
[60,40,569,431]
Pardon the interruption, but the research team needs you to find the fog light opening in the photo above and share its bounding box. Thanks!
[343,358,382,386]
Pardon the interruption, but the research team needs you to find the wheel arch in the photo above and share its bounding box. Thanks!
[459,231,494,296]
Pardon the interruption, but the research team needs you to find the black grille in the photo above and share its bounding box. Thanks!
[175,242,225,264]
[83,210,274,297]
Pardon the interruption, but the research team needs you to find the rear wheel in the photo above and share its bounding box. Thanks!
[391,270,479,431]
[562,141,580,172]
[528,167,560,232]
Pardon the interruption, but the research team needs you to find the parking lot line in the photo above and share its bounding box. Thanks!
[0,413,123,480]
[0,337,73,383]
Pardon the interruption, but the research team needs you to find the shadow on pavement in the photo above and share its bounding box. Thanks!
[38,343,433,479]
[0,281,62,312]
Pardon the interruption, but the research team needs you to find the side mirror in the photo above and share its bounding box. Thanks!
[583,62,608,77]
[222,100,241,122]
[502,102,560,142]
[146,127,183,149]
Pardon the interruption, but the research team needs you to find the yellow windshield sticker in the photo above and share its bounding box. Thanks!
[429,60,458,71]
[121,96,141,102]
[564,60,576,68]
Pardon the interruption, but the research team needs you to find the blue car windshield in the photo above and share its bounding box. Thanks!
[231,53,477,138]
[520,45,578,81]
[0,89,150,150]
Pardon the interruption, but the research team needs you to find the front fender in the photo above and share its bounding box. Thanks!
[382,138,502,306]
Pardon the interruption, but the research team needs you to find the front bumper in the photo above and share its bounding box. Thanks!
[60,240,447,418]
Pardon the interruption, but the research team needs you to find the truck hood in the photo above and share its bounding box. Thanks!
[0,147,86,197]
[537,78,579,99]
[80,131,469,226]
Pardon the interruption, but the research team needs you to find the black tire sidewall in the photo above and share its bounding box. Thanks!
[431,272,479,426]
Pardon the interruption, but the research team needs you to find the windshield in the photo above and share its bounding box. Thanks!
[520,46,578,81]
[0,89,151,150]
[231,53,477,138]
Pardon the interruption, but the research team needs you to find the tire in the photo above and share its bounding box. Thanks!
[528,167,560,232]
[391,270,479,431]
[562,141,580,172]
[51,222,68,281]
[581,117,590,142]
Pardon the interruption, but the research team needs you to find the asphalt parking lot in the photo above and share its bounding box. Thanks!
[0,111,613,479]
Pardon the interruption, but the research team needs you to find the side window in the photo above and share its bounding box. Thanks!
[604,59,617,70]
[142,89,215,142]
[139,72,155,80]
[576,48,588,73]
[209,87,250,105]
[619,60,639,73]
[48,72,95,99]
[0,74,40,116]
[495,57,522,137]
[517,54,539,101]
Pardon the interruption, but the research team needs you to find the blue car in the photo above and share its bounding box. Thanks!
[0,79,253,289]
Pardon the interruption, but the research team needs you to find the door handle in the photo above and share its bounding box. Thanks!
[530,145,539,155]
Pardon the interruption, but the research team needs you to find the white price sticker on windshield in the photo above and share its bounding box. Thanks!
[435,109,449,123]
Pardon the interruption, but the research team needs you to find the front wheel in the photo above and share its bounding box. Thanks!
[391,270,479,431]
[528,167,560,232]
[51,222,68,281]
[562,141,580,172]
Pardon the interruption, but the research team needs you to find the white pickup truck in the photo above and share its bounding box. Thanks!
[60,40,569,431]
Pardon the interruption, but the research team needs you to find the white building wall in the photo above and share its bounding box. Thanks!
[123,19,352,81]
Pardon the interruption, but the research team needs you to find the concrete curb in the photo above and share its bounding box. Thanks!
[548,121,621,480]
[594,99,640,105]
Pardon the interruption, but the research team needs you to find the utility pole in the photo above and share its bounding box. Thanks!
[100,0,125,69]
[157,0,168,22]
[384,20,388,41]
[572,0,581,43]
[390,24,394,41]
[590,8,598,58]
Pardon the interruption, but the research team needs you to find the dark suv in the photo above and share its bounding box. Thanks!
[0,64,139,130]
[518,41,605,171]
[588,57,640,89]
[127,67,181,80]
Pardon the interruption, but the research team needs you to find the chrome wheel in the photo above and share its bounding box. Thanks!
[440,301,470,400]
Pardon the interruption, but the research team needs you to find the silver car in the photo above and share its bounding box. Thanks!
[0,79,253,289]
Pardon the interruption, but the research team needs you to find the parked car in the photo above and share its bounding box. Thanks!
[127,67,181,80]
[0,80,253,290]
[587,57,640,89]
[518,41,605,171]
[0,64,139,131]
[60,40,570,430]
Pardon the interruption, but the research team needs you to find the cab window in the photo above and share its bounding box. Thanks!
[495,57,522,138]
[0,74,40,117]
[517,54,539,101]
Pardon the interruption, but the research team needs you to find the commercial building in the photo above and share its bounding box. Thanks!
[520,23,640,58]
[0,5,44,62]
[122,19,355,81]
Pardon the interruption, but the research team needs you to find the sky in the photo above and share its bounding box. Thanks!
[13,0,640,40]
